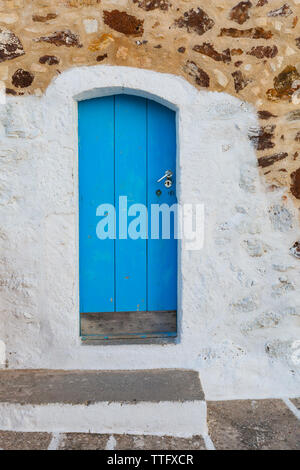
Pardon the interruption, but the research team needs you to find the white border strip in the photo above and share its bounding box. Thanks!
[282,398,300,420]
[203,434,216,450]
[0,401,206,438]
[48,432,64,450]
[105,435,117,450]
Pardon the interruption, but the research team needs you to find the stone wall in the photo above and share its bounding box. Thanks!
[1,0,300,208]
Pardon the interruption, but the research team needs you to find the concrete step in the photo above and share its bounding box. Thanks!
[0,369,206,437]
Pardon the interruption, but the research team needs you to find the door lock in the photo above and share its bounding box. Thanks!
[157,170,173,188]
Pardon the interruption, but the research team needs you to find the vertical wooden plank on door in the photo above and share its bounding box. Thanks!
[78,97,115,314]
[147,100,177,312]
[115,95,147,312]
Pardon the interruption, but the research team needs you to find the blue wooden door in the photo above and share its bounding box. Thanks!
[79,95,177,340]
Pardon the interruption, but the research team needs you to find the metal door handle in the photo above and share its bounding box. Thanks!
[157,170,173,183]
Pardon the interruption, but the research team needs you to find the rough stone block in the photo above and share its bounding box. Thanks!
[207,399,300,450]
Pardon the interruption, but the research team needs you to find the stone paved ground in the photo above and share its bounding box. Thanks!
[0,398,299,450]
[207,399,300,450]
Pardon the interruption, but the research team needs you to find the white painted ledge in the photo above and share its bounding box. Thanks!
[0,401,207,437]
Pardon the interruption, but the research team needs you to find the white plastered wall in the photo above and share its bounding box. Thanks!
[0,66,299,399]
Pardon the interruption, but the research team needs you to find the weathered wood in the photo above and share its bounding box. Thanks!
[81,336,177,345]
[80,311,177,338]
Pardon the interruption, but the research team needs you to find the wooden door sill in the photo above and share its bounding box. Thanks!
[81,335,178,346]
[80,310,177,342]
